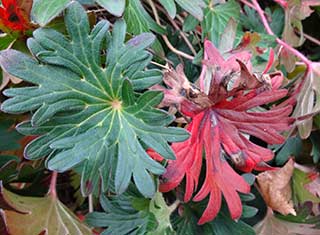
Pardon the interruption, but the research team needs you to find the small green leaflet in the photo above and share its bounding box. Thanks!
[32,0,71,26]
[86,191,177,235]
[159,0,205,20]
[201,0,240,46]
[0,2,189,198]
[124,0,166,35]
[96,0,126,17]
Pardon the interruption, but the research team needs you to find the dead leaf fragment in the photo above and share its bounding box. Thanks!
[257,158,296,216]
[254,208,320,235]
[0,182,91,235]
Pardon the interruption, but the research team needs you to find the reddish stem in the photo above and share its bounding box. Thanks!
[250,0,312,72]
[273,0,288,8]
[49,171,58,198]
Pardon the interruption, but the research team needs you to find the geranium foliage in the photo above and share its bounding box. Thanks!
[152,40,293,224]
[1,0,320,234]
[0,2,189,198]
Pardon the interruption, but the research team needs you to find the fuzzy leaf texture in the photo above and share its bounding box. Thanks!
[0,2,189,198]
[151,40,293,224]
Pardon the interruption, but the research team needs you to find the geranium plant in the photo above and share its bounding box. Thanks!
[1,0,320,234]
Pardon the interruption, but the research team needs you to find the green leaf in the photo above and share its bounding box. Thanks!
[123,0,165,56]
[96,0,126,16]
[241,205,258,218]
[208,211,255,235]
[240,6,284,37]
[148,192,177,235]
[0,34,17,51]
[292,168,320,205]
[159,0,176,19]
[0,120,22,151]
[0,2,189,198]
[175,0,205,21]
[0,184,92,235]
[76,0,95,4]
[183,15,199,32]
[202,0,240,46]
[124,0,165,35]
[275,136,303,165]
[242,173,256,186]
[86,194,158,235]
[31,0,71,26]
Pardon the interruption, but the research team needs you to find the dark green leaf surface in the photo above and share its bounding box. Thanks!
[86,194,157,235]
[0,120,22,151]
[0,2,189,198]
[275,136,303,165]
[124,0,165,35]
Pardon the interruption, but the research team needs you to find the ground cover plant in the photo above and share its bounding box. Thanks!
[0,0,320,234]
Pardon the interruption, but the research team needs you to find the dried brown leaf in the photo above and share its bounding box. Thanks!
[257,158,296,216]
[0,182,91,235]
[254,208,320,235]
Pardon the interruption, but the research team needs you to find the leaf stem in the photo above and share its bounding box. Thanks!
[49,171,58,199]
[249,0,312,71]
[154,3,197,56]
[88,194,93,213]
[146,0,195,61]
[295,30,320,46]
[150,61,170,69]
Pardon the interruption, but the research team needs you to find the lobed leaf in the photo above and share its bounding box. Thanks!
[0,2,189,198]
[0,183,92,235]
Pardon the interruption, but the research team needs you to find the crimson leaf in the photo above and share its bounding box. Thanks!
[152,40,293,224]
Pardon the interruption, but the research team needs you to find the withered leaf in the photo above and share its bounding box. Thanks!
[0,182,91,235]
[257,158,296,216]
[254,208,320,235]
[293,63,320,139]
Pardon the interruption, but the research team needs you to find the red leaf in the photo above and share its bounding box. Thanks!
[154,40,293,224]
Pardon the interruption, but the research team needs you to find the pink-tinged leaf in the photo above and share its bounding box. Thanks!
[200,39,252,94]
[262,49,275,74]
[280,47,296,73]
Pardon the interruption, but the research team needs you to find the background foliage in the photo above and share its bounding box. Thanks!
[1,0,320,234]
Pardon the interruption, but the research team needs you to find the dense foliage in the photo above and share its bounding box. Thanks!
[0,0,320,234]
